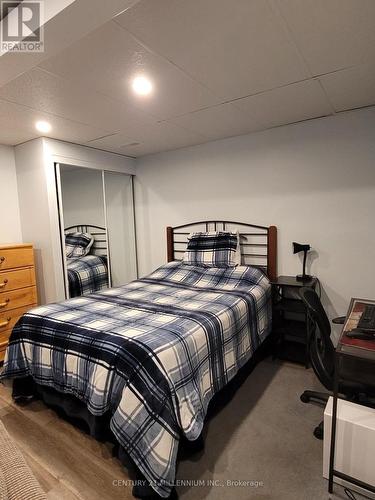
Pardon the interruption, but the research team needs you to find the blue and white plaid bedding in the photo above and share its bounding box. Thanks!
[67,255,108,297]
[184,231,239,267]
[1,261,271,497]
[65,232,93,258]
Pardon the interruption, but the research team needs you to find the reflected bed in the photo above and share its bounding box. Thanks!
[64,224,109,297]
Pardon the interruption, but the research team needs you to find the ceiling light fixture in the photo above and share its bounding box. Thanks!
[132,75,153,96]
[35,120,52,133]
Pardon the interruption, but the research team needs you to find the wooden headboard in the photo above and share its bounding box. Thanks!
[166,220,277,281]
[64,224,108,257]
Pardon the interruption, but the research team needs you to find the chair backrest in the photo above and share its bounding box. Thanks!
[299,287,335,390]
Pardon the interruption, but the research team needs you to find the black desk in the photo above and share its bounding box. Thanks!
[328,297,375,494]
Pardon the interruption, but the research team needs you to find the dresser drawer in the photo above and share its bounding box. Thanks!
[0,247,34,270]
[0,304,35,338]
[0,268,36,292]
[0,348,6,363]
[0,329,12,350]
[0,286,37,312]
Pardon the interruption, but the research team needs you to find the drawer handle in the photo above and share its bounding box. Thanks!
[0,280,8,289]
[0,299,10,308]
[0,257,5,263]
[0,318,11,328]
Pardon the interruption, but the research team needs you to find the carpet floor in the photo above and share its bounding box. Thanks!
[0,358,366,500]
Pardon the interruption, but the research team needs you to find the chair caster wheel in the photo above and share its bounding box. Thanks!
[300,393,310,403]
[314,425,324,440]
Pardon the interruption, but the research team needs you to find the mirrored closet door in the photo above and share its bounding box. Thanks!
[56,164,137,299]
[104,171,137,287]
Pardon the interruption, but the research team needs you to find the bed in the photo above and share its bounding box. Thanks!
[1,220,277,498]
[64,224,109,297]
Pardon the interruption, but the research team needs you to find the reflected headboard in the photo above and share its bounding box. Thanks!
[64,224,108,257]
[166,220,277,281]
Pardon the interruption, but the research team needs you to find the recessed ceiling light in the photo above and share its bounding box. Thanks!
[35,120,52,133]
[132,75,153,96]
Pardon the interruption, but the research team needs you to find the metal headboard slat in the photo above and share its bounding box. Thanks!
[166,220,277,281]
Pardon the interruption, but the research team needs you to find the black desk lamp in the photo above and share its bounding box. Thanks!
[293,242,312,282]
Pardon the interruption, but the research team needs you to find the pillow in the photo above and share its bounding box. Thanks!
[183,231,240,268]
[65,232,94,258]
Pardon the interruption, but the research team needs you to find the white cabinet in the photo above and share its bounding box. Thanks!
[324,397,375,499]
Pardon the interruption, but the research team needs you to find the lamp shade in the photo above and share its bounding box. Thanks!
[293,242,310,254]
[292,242,312,281]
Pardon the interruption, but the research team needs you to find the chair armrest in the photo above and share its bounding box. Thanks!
[332,316,346,325]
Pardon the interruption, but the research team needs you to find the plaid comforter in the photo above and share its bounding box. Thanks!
[67,255,108,297]
[1,261,271,497]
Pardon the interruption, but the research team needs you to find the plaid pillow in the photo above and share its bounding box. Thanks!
[183,231,240,268]
[65,232,94,258]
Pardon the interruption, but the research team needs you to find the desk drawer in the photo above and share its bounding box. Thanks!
[0,305,35,337]
[0,268,36,292]
[0,286,37,312]
[0,247,34,271]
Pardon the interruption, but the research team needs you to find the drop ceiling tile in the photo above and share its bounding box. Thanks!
[128,137,205,157]
[0,99,109,145]
[233,79,332,129]
[275,0,375,75]
[87,121,208,157]
[0,0,143,86]
[0,68,156,133]
[39,20,220,120]
[115,0,308,100]
[169,103,264,141]
[319,64,375,112]
[86,132,139,150]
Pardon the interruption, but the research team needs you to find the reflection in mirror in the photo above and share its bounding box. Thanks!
[60,165,109,298]
[104,171,137,286]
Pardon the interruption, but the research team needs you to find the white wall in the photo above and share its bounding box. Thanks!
[43,138,136,175]
[135,107,375,324]
[15,138,59,304]
[0,145,22,244]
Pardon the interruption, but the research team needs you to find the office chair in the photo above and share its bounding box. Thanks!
[299,287,372,439]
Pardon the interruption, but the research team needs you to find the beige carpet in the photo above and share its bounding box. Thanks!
[177,357,362,500]
[0,359,365,499]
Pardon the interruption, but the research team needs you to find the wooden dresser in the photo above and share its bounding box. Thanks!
[0,244,38,362]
